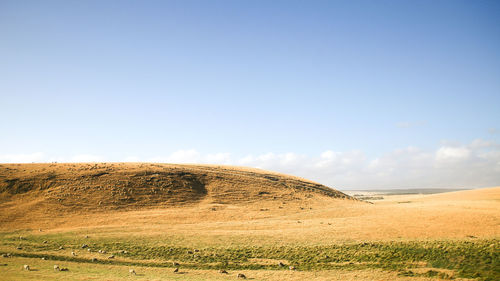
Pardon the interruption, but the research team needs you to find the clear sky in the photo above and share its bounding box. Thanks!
[1,0,499,189]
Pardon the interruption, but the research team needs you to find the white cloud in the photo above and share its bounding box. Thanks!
[396,121,426,129]
[131,143,500,189]
[488,128,500,135]
[316,150,337,168]
[161,149,200,163]
[70,154,105,162]
[0,153,106,163]
[1,140,499,189]
[436,146,470,162]
[123,156,140,162]
[149,150,232,165]
[0,152,45,163]
[237,152,308,172]
[231,141,500,189]
[470,139,498,149]
[205,153,232,165]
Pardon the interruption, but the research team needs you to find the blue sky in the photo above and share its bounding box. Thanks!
[1,0,499,189]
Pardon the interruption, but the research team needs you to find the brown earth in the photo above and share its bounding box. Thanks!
[0,163,498,243]
[0,163,353,230]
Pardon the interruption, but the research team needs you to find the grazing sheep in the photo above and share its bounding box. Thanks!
[108,255,114,259]
[172,262,179,266]
[91,258,97,262]
[71,251,77,256]
[23,264,30,271]
[43,241,48,244]
[54,265,60,271]
[289,266,296,270]
[129,269,136,275]
[59,246,64,250]
[218,269,228,274]
[81,244,88,249]
[173,267,179,273]
[41,257,47,260]
[237,273,246,279]
[278,261,285,267]
[60,267,69,271]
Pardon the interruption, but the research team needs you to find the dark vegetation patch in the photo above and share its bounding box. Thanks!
[398,269,454,279]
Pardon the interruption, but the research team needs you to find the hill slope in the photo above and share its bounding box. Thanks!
[417,186,500,201]
[0,163,351,214]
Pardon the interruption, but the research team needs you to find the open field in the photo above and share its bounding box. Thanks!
[0,163,499,280]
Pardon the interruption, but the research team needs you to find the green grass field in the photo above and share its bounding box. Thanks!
[1,231,498,281]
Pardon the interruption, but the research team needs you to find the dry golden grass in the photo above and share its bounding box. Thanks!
[417,186,500,201]
[0,163,498,280]
[0,164,498,242]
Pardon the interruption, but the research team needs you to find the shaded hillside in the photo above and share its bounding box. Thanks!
[0,163,352,214]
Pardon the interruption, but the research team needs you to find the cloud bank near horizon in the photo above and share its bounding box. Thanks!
[1,139,499,190]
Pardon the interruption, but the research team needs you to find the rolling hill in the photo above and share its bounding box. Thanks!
[0,164,498,281]
[0,163,353,226]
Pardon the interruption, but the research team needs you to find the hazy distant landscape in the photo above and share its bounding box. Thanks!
[344,188,469,195]
[344,188,471,201]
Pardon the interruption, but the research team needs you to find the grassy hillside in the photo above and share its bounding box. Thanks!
[0,163,352,226]
[0,164,499,280]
